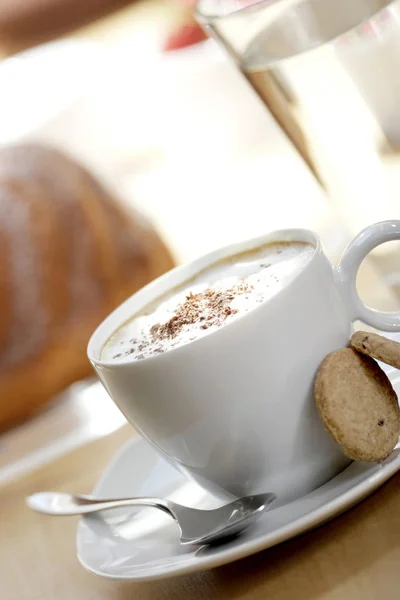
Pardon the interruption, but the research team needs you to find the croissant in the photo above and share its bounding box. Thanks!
[0,144,175,429]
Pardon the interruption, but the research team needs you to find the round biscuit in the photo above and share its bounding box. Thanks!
[351,331,400,370]
[314,348,400,462]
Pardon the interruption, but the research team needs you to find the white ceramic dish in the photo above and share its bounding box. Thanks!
[77,371,400,581]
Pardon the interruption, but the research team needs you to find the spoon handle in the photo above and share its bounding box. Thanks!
[26,492,175,517]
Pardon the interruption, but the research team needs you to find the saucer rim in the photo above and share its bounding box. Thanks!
[76,435,400,581]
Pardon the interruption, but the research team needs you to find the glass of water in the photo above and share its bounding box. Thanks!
[196,1,400,225]
[196,0,400,298]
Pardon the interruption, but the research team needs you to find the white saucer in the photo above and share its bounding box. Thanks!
[77,373,400,582]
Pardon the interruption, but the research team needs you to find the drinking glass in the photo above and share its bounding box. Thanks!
[196,0,400,296]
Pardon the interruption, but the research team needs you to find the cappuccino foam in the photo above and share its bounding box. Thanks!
[102,241,314,362]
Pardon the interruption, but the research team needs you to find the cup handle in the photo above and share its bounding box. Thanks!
[335,221,400,331]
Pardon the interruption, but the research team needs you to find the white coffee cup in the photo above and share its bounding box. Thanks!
[88,221,400,504]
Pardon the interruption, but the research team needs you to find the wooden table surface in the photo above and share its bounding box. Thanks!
[2,424,400,600]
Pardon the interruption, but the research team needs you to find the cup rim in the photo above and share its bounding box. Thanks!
[88,228,320,368]
[195,0,392,24]
[196,0,393,71]
[195,0,276,22]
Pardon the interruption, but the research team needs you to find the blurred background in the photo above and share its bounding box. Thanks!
[2,0,400,481]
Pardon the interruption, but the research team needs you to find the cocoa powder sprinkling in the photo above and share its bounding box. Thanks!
[118,281,254,360]
[153,283,253,342]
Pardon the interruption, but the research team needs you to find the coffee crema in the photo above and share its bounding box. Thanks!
[101,241,314,362]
